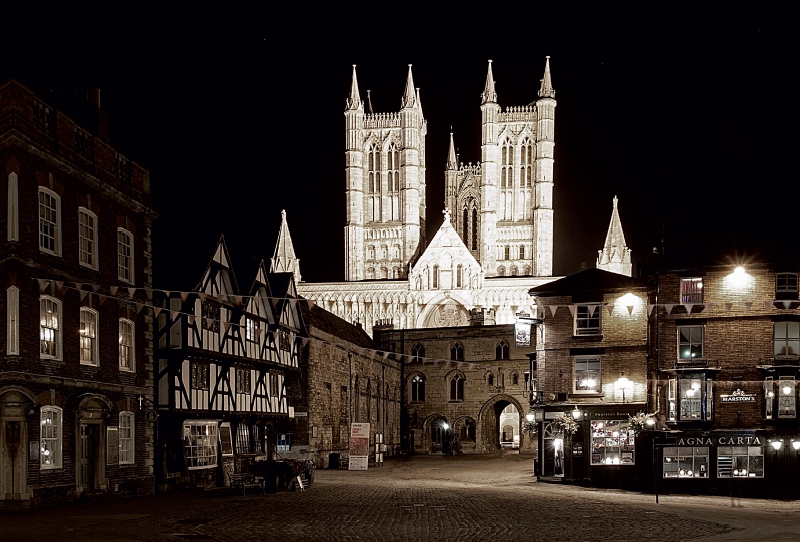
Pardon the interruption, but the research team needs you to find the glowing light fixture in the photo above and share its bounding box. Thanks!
[771,440,783,451]
[525,412,535,423]
[792,440,800,451]
[572,407,581,419]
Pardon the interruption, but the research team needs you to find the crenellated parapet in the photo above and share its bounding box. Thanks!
[498,105,538,123]
[363,112,403,129]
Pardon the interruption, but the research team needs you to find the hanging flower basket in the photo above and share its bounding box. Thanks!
[554,414,579,436]
[522,420,538,435]
[628,411,655,435]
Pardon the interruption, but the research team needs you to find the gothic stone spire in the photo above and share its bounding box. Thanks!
[596,196,632,277]
[401,64,416,108]
[346,65,362,110]
[446,130,457,170]
[271,209,302,283]
[481,60,497,104]
[538,56,555,99]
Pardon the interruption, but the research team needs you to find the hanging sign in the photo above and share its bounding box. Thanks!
[348,423,370,471]
[515,321,531,347]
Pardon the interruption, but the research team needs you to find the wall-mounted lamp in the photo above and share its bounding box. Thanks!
[771,439,783,451]
[615,372,632,403]
[572,407,582,419]
[792,439,800,451]
[525,412,535,423]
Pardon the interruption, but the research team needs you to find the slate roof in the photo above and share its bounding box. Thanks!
[299,300,376,349]
[528,267,644,298]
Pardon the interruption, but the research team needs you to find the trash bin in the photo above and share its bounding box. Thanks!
[329,453,340,469]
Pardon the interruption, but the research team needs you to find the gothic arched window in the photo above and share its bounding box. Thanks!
[367,246,375,260]
[410,374,425,402]
[496,340,510,360]
[512,373,519,385]
[519,245,525,259]
[462,204,469,245]
[366,268,375,280]
[471,204,478,251]
[411,343,425,362]
[504,245,510,260]
[449,373,465,401]
[497,266,506,277]
[488,373,494,386]
[450,342,463,361]
[456,264,463,288]
[433,265,440,289]
[511,266,518,276]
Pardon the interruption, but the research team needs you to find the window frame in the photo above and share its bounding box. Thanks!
[496,340,510,360]
[717,446,764,478]
[7,172,18,241]
[590,419,635,465]
[411,343,425,362]
[574,356,601,393]
[182,420,219,470]
[191,362,210,390]
[236,367,252,395]
[38,187,61,256]
[119,318,135,372]
[773,321,800,358]
[40,296,62,360]
[119,411,135,465]
[448,373,465,402]
[117,227,134,284]
[40,406,63,469]
[78,207,99,270]
[7,286,19,355]
[663,446,709,478]
[667,374,714,422]
[776,272,798,300]
[678,325,704,360]
[680,277,703,303]
[410,374,425,403]
[574,304,601,336]
[450,342,464,361]
[79,307,99,366]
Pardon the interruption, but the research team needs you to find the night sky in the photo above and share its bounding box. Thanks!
[2,9,795,289]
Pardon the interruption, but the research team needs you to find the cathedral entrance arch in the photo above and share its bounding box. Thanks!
[478,394,526,453]
[416,293,470,329]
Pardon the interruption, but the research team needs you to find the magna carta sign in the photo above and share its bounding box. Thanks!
[676,434,763,446]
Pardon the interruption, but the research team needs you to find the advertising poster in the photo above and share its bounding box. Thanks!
[515,321,531,347]
[348,423,370,470]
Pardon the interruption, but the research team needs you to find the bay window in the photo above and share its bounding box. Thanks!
[183,420,219,469]
[668,374,714,422]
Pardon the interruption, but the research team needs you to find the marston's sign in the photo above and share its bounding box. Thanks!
[720,389,756,403]
[676,435,762,446]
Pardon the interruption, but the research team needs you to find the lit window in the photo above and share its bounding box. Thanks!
[590,420,635,465]
[119,412,135,464]
[39,188,60,255]
[245,317,259,343]
[778,375,796,419]
[776,273,798,299]
[663,446,708,478]
[117,228,134,283]
[449,374,465,401]
[774,321,800,357]
[410,375,425,403]
[40,406,62,469]
[680,278,703,303]
[119,318,135,371]
[183,421,218,469]
[78,208,98,269]
[79,308,99,366]
[668,375,714,421]
[678,325,703,359]
[450,342,463,361]
[575,304,601,336]
[279,330,290,351]
[236,424,253,454]
[575,356,601,392]
[40,296,61,359]
[496,340,510,360]
[717,446,764,478]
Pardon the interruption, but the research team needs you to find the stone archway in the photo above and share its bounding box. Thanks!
[477,394,527,453]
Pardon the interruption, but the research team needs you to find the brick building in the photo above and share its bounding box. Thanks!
[300,300,401,468]
[0,80,157,506]
[528,268,648,486]
[374,311,537,455]
[647,260,800,499]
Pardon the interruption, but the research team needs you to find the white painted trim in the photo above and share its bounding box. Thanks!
[7,172,18,241]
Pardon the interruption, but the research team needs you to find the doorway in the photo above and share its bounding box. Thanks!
[79,423,100,490]
[542,422,564,477]
[430,417,448,453]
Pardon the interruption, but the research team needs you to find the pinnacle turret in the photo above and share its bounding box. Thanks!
[346,65,362,110]
[401,65,416,108]
[481,60,497,104]
[538,56,555,99]
[415,87,423,116]
[271,210,302,283]
[596,196,632,277]
[446,130,457,170]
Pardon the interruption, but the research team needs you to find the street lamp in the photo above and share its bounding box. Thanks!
[572,407,582,419]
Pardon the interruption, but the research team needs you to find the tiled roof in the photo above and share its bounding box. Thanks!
[299,300,376,349]
[528,267,643,297]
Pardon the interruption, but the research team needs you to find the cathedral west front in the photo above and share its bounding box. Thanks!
[285,58,562,335]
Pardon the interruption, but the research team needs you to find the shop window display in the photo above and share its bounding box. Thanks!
[717,446,764,478]
[590,420,634,465]
[663,446,709,478]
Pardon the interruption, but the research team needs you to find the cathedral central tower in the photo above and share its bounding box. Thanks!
[344,65,427,281]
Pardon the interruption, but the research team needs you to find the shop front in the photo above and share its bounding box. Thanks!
[534,402,650,490]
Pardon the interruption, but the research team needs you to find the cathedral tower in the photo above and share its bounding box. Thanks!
[344,65,427,281]
[449,58,556,277]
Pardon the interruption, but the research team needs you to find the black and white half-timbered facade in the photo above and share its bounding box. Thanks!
[155,237,305,489]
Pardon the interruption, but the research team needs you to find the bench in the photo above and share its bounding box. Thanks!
[227,472,265,496]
